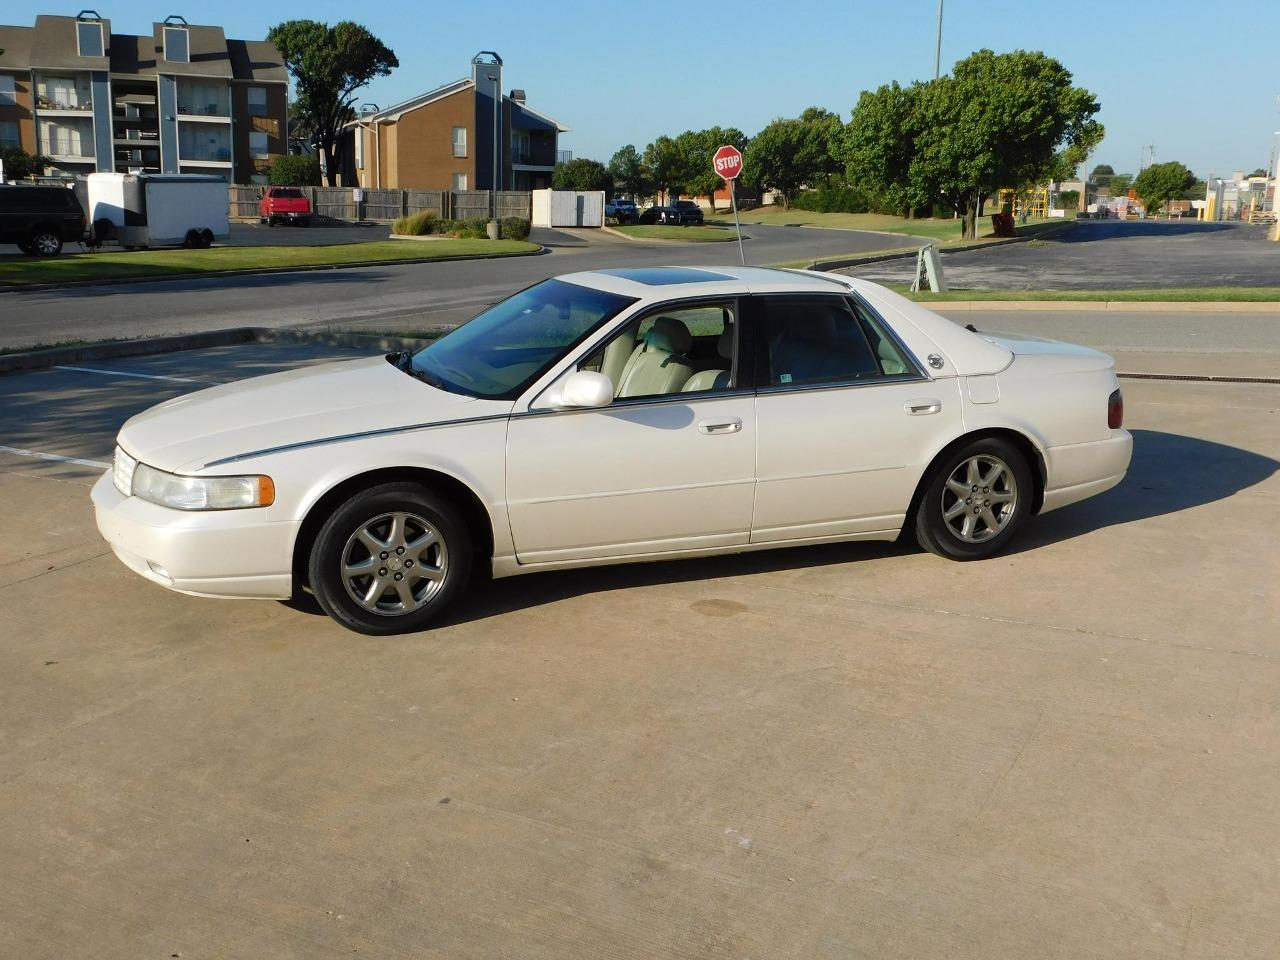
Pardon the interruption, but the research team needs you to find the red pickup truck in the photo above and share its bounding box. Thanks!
[259,187,312,227]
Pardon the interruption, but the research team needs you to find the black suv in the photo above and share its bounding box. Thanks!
[639,200,706,226]
[0,185,86,256]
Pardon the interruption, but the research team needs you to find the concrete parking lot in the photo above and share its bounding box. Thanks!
[847,219,1280,289]
[1,334,1278,958]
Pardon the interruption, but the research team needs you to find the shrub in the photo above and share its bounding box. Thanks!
[0,146,52,180]
[268,154,321,186]
[791,183,872,214]
[439,216,489,239]
[500,217,530,241]
[393,210,438,236]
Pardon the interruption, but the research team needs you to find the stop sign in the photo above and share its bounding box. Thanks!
[712,144,743,180]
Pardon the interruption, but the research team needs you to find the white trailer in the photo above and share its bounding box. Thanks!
[86,173,229,249]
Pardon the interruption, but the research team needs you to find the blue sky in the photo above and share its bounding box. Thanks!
[103,0,1280,178]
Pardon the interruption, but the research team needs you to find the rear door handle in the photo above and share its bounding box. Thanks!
[698,417,742,435]
[904,399,942,416]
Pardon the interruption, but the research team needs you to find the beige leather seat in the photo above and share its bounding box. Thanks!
[682,328,733,392]
[614,316,696,398]
[599,329,637,387]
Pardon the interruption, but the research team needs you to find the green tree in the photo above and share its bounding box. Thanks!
[743,107,844,207]
[267,20,397,186]
[643,136,683,199]
[0,146,51,180]
[552,157,611,192]
[912,49,1103,237]
[1105,173,1132,197]
[608,144,652,201]
[1133,160,1196,217]
[1089,163,1114,178]
[268,154,322,186]
[841,80,930,217]
[672,127,747,206]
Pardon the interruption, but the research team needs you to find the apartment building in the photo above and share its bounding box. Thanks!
[0,12,286,182]
[339,51,569,192]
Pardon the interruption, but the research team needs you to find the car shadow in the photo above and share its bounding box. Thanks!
[282,429,1278,627]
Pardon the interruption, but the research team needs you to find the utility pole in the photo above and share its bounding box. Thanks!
[933,0,944,79]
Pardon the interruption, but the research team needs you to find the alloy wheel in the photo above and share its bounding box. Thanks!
[940,454,1018,544]
[340,511,448,616]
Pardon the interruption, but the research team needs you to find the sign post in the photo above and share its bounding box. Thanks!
[712,144,746,265]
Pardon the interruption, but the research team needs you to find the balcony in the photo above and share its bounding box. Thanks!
[180,145,231,163]
[43,134,95,159]
[36,94,93,113]
[557,149,573,164]
[176,81,231,120]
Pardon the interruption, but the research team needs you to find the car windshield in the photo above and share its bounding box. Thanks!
[410,279,636,399]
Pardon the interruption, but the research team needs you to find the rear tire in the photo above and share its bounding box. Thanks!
[914,437,1032,561]
[183,229,201,249]
[308,482,473,635]
[29,227,63,257]
[199,228,214,248]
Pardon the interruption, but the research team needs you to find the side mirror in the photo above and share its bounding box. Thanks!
[558,370,614,409]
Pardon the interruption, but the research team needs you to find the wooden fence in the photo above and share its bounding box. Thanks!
[227,185,531,223]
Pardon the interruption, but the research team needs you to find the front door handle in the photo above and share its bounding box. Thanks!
[904,398,942,416]
[698,417,742,435]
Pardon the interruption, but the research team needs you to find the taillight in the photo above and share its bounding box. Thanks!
[1107,388,1124,429]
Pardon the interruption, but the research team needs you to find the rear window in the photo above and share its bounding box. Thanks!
[270,188,304,198]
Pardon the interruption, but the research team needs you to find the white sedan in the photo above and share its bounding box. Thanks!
[93,266,1132,634]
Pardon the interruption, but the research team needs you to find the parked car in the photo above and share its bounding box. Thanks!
[94,266,1132,635]
[259,186,312,227]
[0,184,86,256]
[638,201,704,225]
[605,198,638,222]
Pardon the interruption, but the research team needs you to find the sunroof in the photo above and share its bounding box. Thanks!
[595,267,736,286]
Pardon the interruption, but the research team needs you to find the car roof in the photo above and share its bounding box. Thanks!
[558,265,852,298]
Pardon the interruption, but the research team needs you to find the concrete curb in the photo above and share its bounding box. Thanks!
[0,327,439,375]
[0,245,547,294]
[929,300,1280,313]
[600,224,741,244]
[794,224,1078,272]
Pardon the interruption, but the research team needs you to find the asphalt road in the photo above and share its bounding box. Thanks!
[0,224,904,350]
[845,219,1280,289]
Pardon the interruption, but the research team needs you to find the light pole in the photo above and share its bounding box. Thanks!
[933,0,944,79]
[356,103,380,189]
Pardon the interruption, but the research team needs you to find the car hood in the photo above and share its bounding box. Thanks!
[117,356,497,473]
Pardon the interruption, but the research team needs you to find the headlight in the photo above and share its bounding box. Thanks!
[130,461,275,510]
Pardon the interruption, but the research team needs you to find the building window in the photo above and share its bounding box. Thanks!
[164,26,190,64]
[0,75,15,107]
[451,126,467,158]
[76,21,104,58]
[248,86,267,117]
[249,130,269,160]
[0,120,19,149]
[452,172,467,191]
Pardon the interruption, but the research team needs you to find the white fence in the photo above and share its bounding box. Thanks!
[532,189,605,228]
[227,186,531,223]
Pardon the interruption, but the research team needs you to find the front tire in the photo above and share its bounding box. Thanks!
[914,437,1031,560]
[308,483,472,635]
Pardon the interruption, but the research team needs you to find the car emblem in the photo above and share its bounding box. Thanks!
[928,354,944,369]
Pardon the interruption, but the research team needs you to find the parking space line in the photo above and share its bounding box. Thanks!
[0,445,109,469]
[54,365,198,383]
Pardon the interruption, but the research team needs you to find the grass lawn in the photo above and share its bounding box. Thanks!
[895,285,1280,303]
[0,239,539,287]
[612,224,737,242]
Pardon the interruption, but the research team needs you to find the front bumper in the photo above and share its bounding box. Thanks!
[92,471,298,600]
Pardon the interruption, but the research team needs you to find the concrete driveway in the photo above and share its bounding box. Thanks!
[1,333,1278,958]
[846,219,1280,289]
